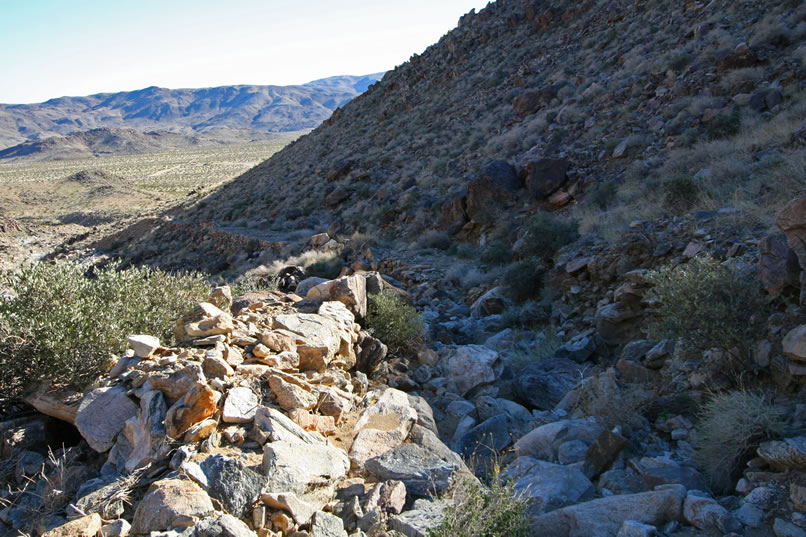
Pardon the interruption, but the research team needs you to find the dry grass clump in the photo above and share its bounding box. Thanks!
[692,390,786,492]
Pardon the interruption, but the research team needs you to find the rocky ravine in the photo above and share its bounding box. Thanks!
[5,194,806,537]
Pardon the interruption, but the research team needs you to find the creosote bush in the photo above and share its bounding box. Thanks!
[0,261,209,401]
[480,240,513,266]
[428,473,529,537]
[692,390,785,492]
[645,255,763,357]
[519,213,580,259]
[363,291,424,354]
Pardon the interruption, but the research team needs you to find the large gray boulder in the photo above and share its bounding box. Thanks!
[504,456,594,513]
[513,358,586,410]
[529,484,686,537]
[76,386,138,453]
[195,454,265,518]
[365,443,461,498]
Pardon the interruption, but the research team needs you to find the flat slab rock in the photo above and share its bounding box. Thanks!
[365,443,460,497]
[75,385,138,453]
[389,499,449,537]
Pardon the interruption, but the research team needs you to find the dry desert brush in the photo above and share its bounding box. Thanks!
[428,472,530,537]
[691,390,786,492]
[0,261,208,401]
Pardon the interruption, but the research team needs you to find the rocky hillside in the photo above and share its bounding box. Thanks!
[6,1,806,536]
[0,74,383,150]
[161,0,805,249]
[0,128,287,162]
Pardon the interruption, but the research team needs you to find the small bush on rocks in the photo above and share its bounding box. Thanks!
[428,472,529,537]
[645,255,763,358]
[661,174,706,213]
[519,213,580,259]
[504,260,543,302]
[480,240,513,266]
[0,261,209,401]
[364,291,424,354]
[692,390,785,492]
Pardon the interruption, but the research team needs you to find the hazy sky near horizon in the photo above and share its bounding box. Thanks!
[0,0,490,104]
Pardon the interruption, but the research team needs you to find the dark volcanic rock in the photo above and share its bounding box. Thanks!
[523,158,570,200]
[466,160,522,218]
[514,357,586,410]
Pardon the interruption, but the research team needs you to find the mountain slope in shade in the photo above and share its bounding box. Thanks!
[0,74,384,149]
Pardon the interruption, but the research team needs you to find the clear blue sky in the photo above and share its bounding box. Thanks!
[0,0,491,104]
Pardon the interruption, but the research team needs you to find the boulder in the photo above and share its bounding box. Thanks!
[164,383,218,439]
[75,386,138,453]
[470,287,511,318]
[442,345,502,396]
[783,326,806,362]
[202,353,234,378]
[355,332,388,374]
[191,513,257,537]
[147,363,206,404]
[759,233,801,295]
[529,484,686,537]
[683,490,730,533]
[758,437,806,470]
[268,374,318,411]
[262,441,350,495]
[121,389,168,472]
[311,510,347,537]
[261,492,317,525]
[583,430,628,479]
[308,275,368,318]
[222,387,258,423]
[127,334,160,358]
[177,302,234,340]
[389,499,448,537]
[251,406,326,446]
[523,158,570,200]
[365,443,461,497]
[272,312,343,372]
[350,389,418,467]
[130,479,214,534]
[440,194,468,235]
[514,419,604,463]
[616,520,657,537]
[505,457,594,513]
[514,358,587,410]
[635,457,708,491]
[42,513,102,537]
[196,454,265,518]
[465,160,522,218]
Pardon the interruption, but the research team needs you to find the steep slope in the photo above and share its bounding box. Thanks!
[0,74,384,149]
[176,0,805,245]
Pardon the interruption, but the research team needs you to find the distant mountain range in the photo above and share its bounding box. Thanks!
[0,74,384,150]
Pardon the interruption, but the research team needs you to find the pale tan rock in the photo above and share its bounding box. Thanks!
[783,325,806,362]
[130,479,214,534]
[184,418,218,443]
[42,513,102,537]
[203,354,234,378]
[223,344,244,367]
[148,363,206,405]
[288,409,337,435]
[261,331,298,353]
[176,302,234,341]
[209,285,233,311]
[255,351,300,370]
[262,492,317,525]
[128,334,161,358]
[253,343,272,358]
[222,386,259,423]
[268,375,318,411]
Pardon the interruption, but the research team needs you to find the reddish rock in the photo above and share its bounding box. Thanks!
[523,158,570,200]
[165,383,218,439]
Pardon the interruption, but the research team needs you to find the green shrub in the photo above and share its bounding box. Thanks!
[504,260,543,302]
[305,256,343,279]
[706,112,741,140]
[428,474,529,537]
[480,240,513,266]
[364,291,424,354]
[692,390,785,492]
[421,230,453,251]
[661,174,706,212]
[0,261,209,401]
[519,213,580,259]
[645,255,763,357]
[231,274,279,296]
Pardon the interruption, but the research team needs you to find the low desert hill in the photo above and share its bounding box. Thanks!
[0,74,383,149]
